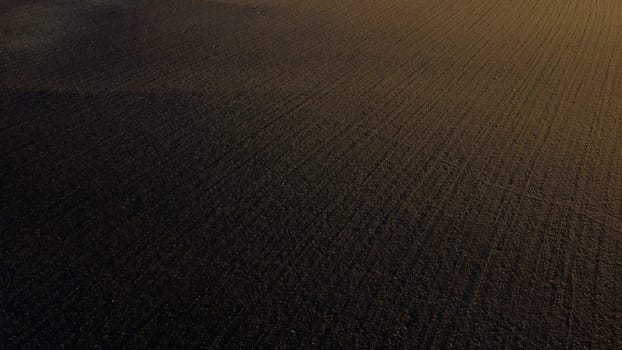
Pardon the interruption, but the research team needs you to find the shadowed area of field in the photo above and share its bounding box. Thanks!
[1,0,621,347]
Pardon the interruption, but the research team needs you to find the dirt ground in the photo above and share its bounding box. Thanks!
[1,0,621,347]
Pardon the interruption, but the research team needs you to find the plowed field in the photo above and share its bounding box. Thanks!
[1,0,621,347]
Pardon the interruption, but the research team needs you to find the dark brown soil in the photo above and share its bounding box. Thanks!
[1,0,621,347]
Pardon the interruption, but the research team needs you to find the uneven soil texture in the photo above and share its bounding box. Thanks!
[2,0,622,347]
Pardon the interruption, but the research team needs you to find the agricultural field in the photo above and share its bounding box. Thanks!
[1,0,621,347]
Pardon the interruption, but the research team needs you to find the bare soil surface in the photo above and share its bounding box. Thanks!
[1,0,621,347]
